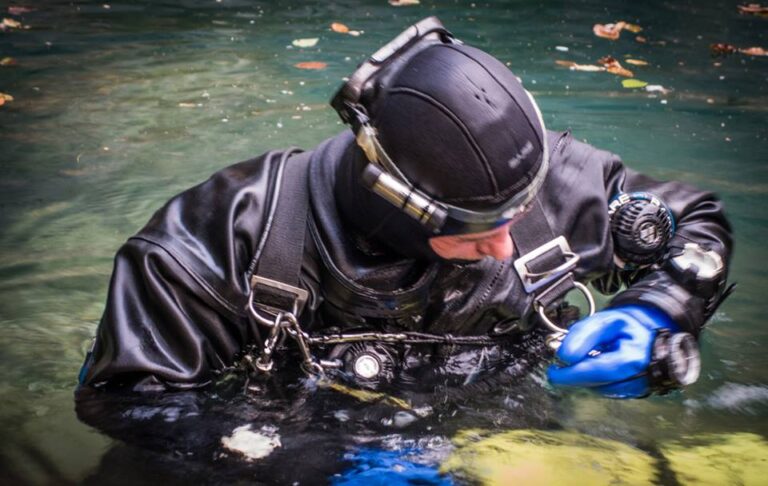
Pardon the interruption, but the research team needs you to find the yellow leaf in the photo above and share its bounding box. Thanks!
[625,59,649,66]
[389,0,420,6]
[0,92,14,102]
[324,382,412,410]
[331,22,349,33]
[623,22,643,33]
[0,57,17,66]
[622,79,648,88]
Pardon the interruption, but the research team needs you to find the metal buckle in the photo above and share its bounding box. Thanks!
[513,236,580,294]
[248,276,309,326]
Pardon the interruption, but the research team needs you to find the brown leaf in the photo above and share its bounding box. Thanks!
[0,57,17,66]
[593,22,625,40]
[555,60,605,72]
[625,59,649,66]
[738,3,768,15]
[8,6,34,15]
[623,23,643,33]
[331,22,349,33]
[597,56,634,77]
[739,46,768,56]
[0,92,14,106]
[710,43,737,56]
[294,61,327,70]
[1,17,22,29]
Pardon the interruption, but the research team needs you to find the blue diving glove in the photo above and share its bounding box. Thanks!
[547,305,684,399]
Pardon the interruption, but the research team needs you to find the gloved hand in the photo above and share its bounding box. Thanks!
[547,305,679,399]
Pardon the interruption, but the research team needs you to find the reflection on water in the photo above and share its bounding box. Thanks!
[0,0,766,483]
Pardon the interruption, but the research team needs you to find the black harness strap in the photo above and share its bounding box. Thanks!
[510,197,579,310]
[250,150,313,316]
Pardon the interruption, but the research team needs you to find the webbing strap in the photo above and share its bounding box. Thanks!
[510,197,578,307]
[252,150,312,314]
[510,197,556,256]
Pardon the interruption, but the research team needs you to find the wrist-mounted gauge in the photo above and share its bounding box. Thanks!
[608,192,675,268]
[666,242,725,297]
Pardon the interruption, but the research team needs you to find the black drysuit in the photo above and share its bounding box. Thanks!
[79,130,732,390]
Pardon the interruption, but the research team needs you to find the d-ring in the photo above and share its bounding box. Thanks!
[535,281,596,334]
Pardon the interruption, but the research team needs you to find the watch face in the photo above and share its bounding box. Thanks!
[673,243,724,280]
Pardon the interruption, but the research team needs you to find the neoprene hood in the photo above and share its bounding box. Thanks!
[331,17,548,257]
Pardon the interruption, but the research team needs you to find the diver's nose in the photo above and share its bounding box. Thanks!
[477,232,514,261]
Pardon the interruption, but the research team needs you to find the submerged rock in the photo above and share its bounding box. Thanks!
[660,433,768,485]
[441,429,656,485]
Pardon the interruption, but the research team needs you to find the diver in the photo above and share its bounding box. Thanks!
[77,17,732,400]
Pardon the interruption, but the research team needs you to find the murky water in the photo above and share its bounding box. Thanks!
[1,0,766,484]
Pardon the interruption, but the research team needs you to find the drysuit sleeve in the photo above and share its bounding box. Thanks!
[80,150,317,390]
[543,132,733,336]
[604,163,733,335]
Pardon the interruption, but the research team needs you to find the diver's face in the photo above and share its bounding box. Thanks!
[428,222,514,262]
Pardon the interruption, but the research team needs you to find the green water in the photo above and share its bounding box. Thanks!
[0,0,766,483]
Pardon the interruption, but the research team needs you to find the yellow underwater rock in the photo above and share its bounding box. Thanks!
[442,429,656,485]
[660,433,768,485]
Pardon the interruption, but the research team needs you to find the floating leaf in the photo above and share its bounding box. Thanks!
[625,59,649,66]
[8,6,35,15]
[0,92,14,106]
[294,61,327,70]
[1,17,22,29]
[739,46,768,56]
[593,22,625,40]
[622,79,648,88]
[710,43,737,56]
[737,4,768,16]
[0,57,17,66]
[635,35,647,43]
[623,23,643,33]
[555,60,605,72]
[348,30,362,37]
[178,102,197,108]
[292,38,319,48]
[331,22,349,33]
[598,56,634,77]
[389,0,420,6]
[645,84,671,94]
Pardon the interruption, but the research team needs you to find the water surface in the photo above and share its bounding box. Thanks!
[1,0,766,483]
